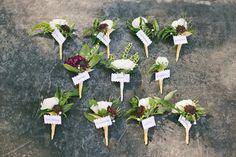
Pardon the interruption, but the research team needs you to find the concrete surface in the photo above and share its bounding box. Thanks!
[0,0,236,157]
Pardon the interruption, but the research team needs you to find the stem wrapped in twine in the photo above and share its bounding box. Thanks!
[144,129,149,145]
[120,82,124,102]
[106,45,110,59]
[144,44,149,58]
[185,128,190,145]
[103,126,109,146]
[78,82,83,99]
[158,79,163,94]
[59,44,63,60]
[176,44,182,62]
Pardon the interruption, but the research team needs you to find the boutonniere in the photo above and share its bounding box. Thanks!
[126,91,176,145]
[84,98,121,146]
[102,43,139,101]
[172,99,206,144]
[31,19,75,60]
[39,88,78,140]
[158,18,193,62]
[83,19,118,58]
[64,44,103,98]
[127,16,159,58]
[149,57,170,94]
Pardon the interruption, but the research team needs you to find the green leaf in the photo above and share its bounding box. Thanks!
[88,53,103,68]
[97,109,108,117]
[88,99,97,107]
[84,112,98,123]
[64,64,81,73]
[164,90,177,101]
[127,115,139,122]
[80,44,91,59]
[31,21,53,34]
[129,96,139,108]
[62,103,73,113]
[125,108,137,117]
[55,87,61,98]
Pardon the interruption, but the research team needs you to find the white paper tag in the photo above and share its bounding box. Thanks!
[94,116,112,129]
[44,115,62,125]
[136,30,152,46]
[111,73,130,83]
[72,71,90,85]
[173,36,188,45]
[155,70,170,80]
[178,116,192,129]
[51,29,66,45]
[142,116,156,129]
[96,32,111,46]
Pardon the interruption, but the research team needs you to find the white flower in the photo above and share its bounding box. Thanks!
[111,59,137,71]
[100,20,113,29]
[172,99,196,113]
[171,18,188,29]
[155,57,169,67]
[90,101,112,114]
[49,19,68,30]
[139,97,151,109]
[132,17,147,28]
[40,97,59,110]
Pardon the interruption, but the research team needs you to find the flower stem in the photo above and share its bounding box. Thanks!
[78,82,83,99]
[144,128,148,145]
[159,79,163,94]
[51,124,56,140]
[59,44,63,60]
[103,126,109,146]
[120,82,124,102]
[107,44,110,59]
[185,127,190,145]
[176,44,182,62]
[144,44,148,58]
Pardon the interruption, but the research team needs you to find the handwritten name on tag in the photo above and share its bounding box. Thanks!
[142,116,156,129]
[136,30,152,46]
[155,70,170,80]
[178,116,192,129]
[52,29,66,45]
[96,32,111,46]
[173,36,188,45]
[72,71,90,85]
[94,116,112,129]
[44,115,62,125]
[111,73,130,83]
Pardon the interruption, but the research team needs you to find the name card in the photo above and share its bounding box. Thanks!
[51,29,66,45]
[136,30,152,46]
[173,36,188,45]
[72,71,90,85]
[178,116,192,129]
[155,70,170,80]
[44,115,62,125]
[96,32,111,46]
[142,116,156,129]
[94,116,112,129]
[111,73,130,82]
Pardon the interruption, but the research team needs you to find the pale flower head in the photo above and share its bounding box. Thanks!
[172,99,196,113]
[111,59,137,71]
[90,101,112,114]
[139,97,151,109]
[155,57,169,67]
[40,97,59,110]
[171,18,188,29]
[132,17,147,28]
[100,20,113,29]
[50,19,68,30]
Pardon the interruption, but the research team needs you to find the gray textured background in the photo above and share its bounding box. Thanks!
[0,0,236,157]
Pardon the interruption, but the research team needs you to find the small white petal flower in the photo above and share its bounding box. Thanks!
[50,19,68,30]
[40,97,59,110]
[172,99,196,113]
[90,101,112,114]
[139,97,151,109]
[171,18,188,29]
[132,17,147,28]
[111,59,136,71]
[155,57,169,67]
[100,20,113,29]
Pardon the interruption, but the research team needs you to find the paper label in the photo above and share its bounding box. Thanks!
[44,115,62,125]
[94,116,112,129]
[155,70,170,80]
[96,32,111,46]
[136,30,152,46]
[51,29,66,45]
[173,36,188,45]
[72,71,90,85]
[178,116,192,129]
[142,116,156,129]
[111,73,130,82]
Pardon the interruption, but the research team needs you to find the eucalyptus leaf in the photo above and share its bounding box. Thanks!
[164,90,177,101]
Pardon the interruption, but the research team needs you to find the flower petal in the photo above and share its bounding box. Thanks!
[139,97,151,109]
[40,97,59,110]
[132,17,147,29]
[100,20,113,29]
[111,59,136,71]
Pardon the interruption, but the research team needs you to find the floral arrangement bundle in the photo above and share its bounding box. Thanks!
[126,91,176,145]
[64,44,103,98]
[83,19,118,58]
[39,88,78,140]
[172,99,206,144]
[31,19,75,60]
[127,16,159,58]
[84,98,121,146]
[149,57,170,94]
[102,43,139,101]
